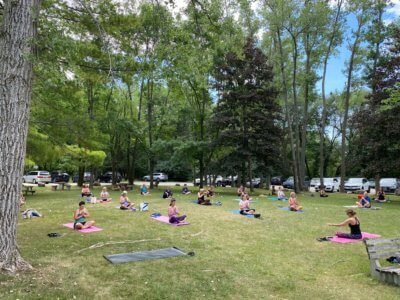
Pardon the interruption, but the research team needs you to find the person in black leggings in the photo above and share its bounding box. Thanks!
[328,209,362,239]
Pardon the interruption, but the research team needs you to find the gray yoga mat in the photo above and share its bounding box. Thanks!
[104,247,189,264]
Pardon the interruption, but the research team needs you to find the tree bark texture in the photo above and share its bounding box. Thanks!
[340,16,363,192]
[320,0,343,188]
[0,0,40,272]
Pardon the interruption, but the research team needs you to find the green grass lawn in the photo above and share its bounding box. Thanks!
[1,186,399,299]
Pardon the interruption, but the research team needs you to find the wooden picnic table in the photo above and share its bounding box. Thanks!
[117,183,133,191]
[22,183,36,196]
[49,182,71,191]
[57,182,71,191]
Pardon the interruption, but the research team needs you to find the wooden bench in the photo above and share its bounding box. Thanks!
[364,237,400,286]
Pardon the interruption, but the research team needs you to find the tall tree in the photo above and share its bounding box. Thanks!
[319,0,344,188]
[0,0,40,272]
[339,1,372,192]
[213,37,281,190]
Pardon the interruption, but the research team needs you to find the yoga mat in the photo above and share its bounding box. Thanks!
[151,215,190,226]
[104,247,189,264]
[329,232,381,244]
[278,206,304,213]
[63,223,103,233]
[343,205,381,210]
[268,196,287,201]
[115,206,137,211]
[230,210,254,218]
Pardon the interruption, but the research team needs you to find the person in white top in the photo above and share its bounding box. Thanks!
[100,187,112,202]
[277,187,286,200]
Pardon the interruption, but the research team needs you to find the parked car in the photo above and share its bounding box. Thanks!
[316,177,340,192]
[98,171,122,183]
[368,178,376,189]
[270,176,285,185]
[221,175,238,186]
[194,175,223,186]
[282,176,294,189]
[246,178,261,188]
[344,178,370,192]
[309,178,320,191]
[73,172,93,183]
[379,178,400,193]
[51,171,70,183]
[23,170,51,184]
[283,176,310,189]
[143,172,168,182]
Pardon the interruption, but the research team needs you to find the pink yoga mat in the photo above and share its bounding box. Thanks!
[330,232,380,244]
[151,216,190,226]
[63,223,103,233]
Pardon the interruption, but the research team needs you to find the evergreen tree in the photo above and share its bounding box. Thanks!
[213,37,281,187]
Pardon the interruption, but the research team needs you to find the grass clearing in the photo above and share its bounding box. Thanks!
[1,186,400,299]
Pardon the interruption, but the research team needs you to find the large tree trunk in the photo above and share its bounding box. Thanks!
[288,31,301,192]
[0,0,40,272]
[275,29,299,192]
[320,0,343,189]
[340,17,363,192]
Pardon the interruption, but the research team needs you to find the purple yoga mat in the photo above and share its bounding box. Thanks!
[330,232,380,244]
[151,216,190,226]
[63,223,103,233]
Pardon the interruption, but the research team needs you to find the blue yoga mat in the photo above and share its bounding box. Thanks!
[278,206,304,213]
[230,210,254,218]
[104,247,189,264]
[268,196,287,201]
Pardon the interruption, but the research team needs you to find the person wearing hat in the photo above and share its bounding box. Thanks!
[120,191,135,210]
[328,209,362,239]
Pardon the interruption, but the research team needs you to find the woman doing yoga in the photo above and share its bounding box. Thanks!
[328,209,362,239]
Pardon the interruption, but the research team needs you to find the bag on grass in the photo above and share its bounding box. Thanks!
[140,202,149,211]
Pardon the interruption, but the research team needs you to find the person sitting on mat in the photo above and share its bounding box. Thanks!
[120,191,135,210]
[239,196,256,215]
[277,187,286,200]
[73,201,95,230]
[328,209,362,239]
[375,188,387,202]
[181,184,191,195]
[289,192,303,211]
[100,187,112,202]
[168,198,187,224]
[237,185,245,197]
[19,192,26,208]
[206,185,215,197]
[197,188,211,205]
[319,185,328,197]
[140,183,150,196]
[81,184,92,197]
[356,191,371,208]
[163,188,173,199]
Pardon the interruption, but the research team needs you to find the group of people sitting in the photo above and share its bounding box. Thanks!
[73,182,385,235]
